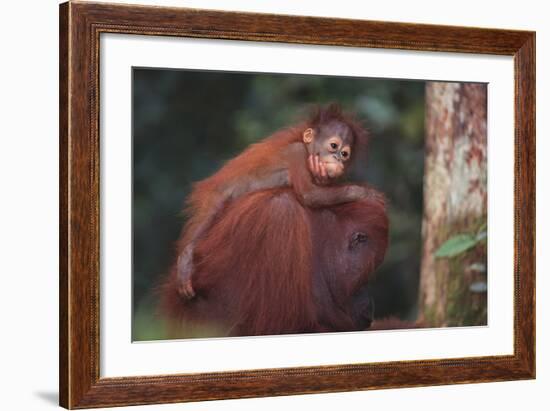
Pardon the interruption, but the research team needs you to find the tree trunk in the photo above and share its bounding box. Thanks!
[418,82,488,327]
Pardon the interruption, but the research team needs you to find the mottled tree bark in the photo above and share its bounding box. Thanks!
[418,82,488,327]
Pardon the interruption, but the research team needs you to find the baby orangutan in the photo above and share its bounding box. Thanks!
[176,104,372,299]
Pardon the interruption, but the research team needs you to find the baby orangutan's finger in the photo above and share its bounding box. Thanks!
[319,161,328,179]
[308,154,316,175]
[314,154,321,176]
[315,161,330,185]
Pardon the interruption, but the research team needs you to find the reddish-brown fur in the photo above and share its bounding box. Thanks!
[161,186,388,337]
[177,105,368,252]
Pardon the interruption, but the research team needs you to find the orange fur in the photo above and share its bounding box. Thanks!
[178,104,369,251]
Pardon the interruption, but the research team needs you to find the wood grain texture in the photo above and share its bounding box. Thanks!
[59,1,536,408]
[514,34,536,375]
[59,2,69,407]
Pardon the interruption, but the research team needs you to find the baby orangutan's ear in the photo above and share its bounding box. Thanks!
[302,128,315,144]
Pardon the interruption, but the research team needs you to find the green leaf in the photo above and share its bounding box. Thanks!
[435,234,478,258]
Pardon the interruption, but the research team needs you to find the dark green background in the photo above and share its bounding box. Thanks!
[132,68,425,340]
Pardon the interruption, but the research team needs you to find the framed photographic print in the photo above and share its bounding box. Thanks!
[59,1,535,408]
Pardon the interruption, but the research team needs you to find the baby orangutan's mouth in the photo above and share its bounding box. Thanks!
[323,161,344,178]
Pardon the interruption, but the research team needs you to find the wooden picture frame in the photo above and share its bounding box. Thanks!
[59,1,535,408]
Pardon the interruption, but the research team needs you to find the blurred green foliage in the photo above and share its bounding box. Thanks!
[435,225,487,258]
[132,68,425,340]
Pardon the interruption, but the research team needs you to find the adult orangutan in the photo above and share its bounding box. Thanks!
[160,186,389,337]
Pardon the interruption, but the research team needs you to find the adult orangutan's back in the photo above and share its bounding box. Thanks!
[160,187,388,338]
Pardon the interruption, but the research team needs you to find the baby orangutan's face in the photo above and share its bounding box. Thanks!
[303,120,353,180]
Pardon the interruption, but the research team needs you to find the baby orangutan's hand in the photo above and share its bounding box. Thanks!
[308,154,330,186]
